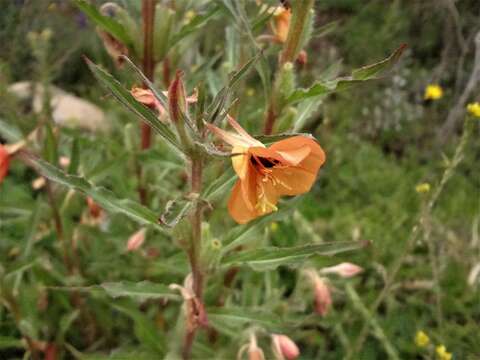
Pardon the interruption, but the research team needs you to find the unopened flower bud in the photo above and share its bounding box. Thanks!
[320,262,363,278]
[313,277,332,316]
[86,197,102,219]
[59,156,70,168]
[126,228,146,252]
[168,70,187,123]
[271,334,300,360]
[304,269,332,316]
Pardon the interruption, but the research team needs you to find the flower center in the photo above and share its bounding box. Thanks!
[250,155,279,169]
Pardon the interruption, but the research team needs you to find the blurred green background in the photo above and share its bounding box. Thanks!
[0,0,479,359]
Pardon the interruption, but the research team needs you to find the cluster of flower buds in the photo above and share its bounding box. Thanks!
[238,332,300,360]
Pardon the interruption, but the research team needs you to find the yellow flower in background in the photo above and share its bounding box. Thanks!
[415,183,431,194]
[424,84,443,100]
[414,330,430,347]
[467,102,480,117]
[436,345,452,360]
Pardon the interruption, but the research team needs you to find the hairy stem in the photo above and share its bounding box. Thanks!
[279,0,313,66]
[264,0,313,134]
[182,156,204,359]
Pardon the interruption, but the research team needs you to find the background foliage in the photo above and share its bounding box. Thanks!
[0,0,479,359]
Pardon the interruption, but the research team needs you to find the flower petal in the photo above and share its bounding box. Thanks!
[228,180,258,224]
[270,136,326,195]
[227,115,264,147]
[206,123,256,148]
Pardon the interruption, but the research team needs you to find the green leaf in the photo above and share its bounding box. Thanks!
[112,303,165,354]
[23,153,164,230]
[121,56,168,109]
[221,241,368,271]
[100,281,180,301]
[203,168,235,201]
[67,138,80,175]
[171,5,221,44]
[227,51,262,88]
[222,198,300,254]
[43,122,58,164]
[207,307,288,334]
[0,118,23,142]
[85,58,183,153]
[0,336,24,350]
[287,44,407,103]
[352,43,407,80]
[73,0,132,47]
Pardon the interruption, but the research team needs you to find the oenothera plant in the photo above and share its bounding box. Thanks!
[16,1,406,358]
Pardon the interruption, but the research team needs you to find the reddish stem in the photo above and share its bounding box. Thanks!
[141,0,156,150]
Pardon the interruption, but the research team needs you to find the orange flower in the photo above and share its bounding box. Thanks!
[207,116,325,224]
[0,145,10,184]
[272,6,292,43]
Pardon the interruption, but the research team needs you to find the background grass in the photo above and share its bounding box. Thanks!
[0,0,479,359]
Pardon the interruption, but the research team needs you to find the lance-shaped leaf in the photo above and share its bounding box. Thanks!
[0,337,24,350]
[221,241,368,271]
[287,44,407,103]
[207,307,288,334]
[51,281,180,301]
[73,0,132,47]
[22,152,165,230]
[100,281,180,301]
[85,58,183,153]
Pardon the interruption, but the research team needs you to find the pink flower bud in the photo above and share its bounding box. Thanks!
[271,334,300,360]
[320,262,363,278]
[314,277,332,317]
[126,228,146,252]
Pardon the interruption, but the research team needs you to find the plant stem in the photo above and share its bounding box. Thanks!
[182,156,204,359]
[141,0,156,150]
[138,0,156,205]
[45,179,73,273]
[279,0,313,66]
[264,0,313,134]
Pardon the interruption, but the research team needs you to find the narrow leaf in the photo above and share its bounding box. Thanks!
[221,241,368,271]
[85,58,183,153]
[288,44,407,103]
[73,0,131,47]
[22,153,164,230]
[100,281,180,301]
